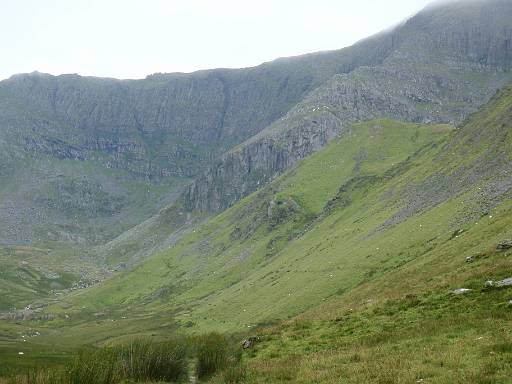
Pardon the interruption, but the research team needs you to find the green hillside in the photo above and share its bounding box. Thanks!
[1,84,512,384]
[44,86,512,329]
[2,1,512,382]
[56,119,453,330]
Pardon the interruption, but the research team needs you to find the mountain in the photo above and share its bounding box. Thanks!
[27,79,510,378]
[90,0,512,269]
[59,118,452,328]
[1,0,511,255]
[6,79,508,380]
[0,48,371,247]
[2,1,512,381]
[68,81,512,330]
[0,0,510,318]
[183,0,512,214]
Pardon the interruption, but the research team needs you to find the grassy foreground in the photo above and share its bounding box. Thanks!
[2,333,245,384]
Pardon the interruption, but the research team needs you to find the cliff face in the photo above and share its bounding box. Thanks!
[1,70,311,178]
[182,0,512,213]
[0,34,396,176]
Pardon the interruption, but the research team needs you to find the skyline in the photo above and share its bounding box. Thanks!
[2,0,436,80]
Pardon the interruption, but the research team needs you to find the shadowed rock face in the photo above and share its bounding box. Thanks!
[0,31,398,178]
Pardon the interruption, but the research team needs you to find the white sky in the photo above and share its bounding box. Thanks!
[1,0,434,80]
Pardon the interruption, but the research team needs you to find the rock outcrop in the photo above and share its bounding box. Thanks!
[182,0,512,214]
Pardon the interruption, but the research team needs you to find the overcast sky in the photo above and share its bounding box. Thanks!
[1,0,434,80]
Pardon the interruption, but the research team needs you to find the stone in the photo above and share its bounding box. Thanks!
[495,278,512,287]
[241,336,259,349]
[496,240,512,251]
[452,288,472,295]
[466,256,474,263]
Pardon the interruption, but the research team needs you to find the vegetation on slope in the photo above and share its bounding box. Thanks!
[54,118,453,332]
[2,80,512,384]
[0,246,100,312]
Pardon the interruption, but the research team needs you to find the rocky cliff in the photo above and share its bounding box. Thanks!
[183,0,512,213]
[0,25,398,246]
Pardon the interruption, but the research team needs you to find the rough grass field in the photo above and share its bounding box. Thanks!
[239,200,512,383]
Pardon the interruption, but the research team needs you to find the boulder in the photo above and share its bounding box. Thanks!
[496,240,512,252]
[241,336,259,349]
[484,278,512,288]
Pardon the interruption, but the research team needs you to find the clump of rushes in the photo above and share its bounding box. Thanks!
[8,338,188,384]
[113,339,188,382]
[195,332,242,379]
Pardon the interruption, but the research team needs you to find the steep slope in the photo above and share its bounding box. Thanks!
[40,82,512,342]
[183,0,512,214]
[47,118,452,333]
[89,0,512,268]
[234,84,512,383]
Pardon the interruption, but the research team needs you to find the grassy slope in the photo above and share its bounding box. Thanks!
[47,119,452,332]
[239,195,512,382]
[0,247,74,311]
[2,86,512,382]
[225,86,512,383]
